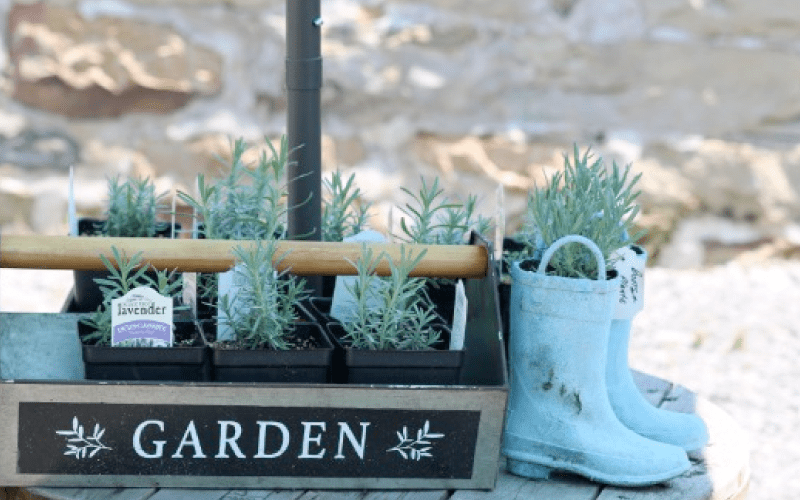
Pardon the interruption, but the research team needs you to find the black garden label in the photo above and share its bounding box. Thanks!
[17,403,479,479]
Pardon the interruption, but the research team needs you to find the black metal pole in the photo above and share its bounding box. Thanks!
[286,0,323,294]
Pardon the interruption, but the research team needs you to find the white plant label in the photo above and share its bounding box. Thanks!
[449,280,467,351]
[111,287,173,347]
[331,230,387,323]
[217,265,246,341]
[182,272,197,314]
[612,245,646,319]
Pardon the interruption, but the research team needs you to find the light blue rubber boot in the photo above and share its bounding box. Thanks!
[502,236,690,487]
[608,245,709,453]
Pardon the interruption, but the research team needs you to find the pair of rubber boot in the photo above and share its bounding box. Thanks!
[502,235,708,487]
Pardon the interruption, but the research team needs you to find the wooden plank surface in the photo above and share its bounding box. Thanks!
[596,378,751,500]
[662,385,750,500]
[147,490,306,500]
[21,488,156,500]
[631,370,673,407]
[362,492,449,500]
[296,493,365,500]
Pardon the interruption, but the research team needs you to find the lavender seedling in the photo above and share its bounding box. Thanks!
[339,244,440,351]
[79,247,186,346]
[322,170,372,242]
[102,176,166,237]
[178,136,290,241]
[217,240,309,350]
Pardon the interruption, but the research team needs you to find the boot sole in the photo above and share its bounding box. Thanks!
[503,439,690,487]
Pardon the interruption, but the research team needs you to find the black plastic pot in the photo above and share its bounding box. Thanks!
[79,317,210,382]
[306,297,347,383]
[326,322,464,385]
[72,218,180,313]
[211,322,334,383]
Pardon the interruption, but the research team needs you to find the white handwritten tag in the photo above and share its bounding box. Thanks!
[111,287,173,347]
[449,280,467,351]
[612,245,646,319]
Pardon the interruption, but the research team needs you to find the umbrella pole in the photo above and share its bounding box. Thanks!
[286,0,323,294]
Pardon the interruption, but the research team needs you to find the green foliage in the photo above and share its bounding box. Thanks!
[177,136,290,241]
[79,247,186,346]
[339,244,440,351]
[397,176,492,246]
[217,240,309,350]
[103,176,165,237]
[515,145,646,279]
[322,170,372,242]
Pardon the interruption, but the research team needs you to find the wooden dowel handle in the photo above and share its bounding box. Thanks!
[0,235,488,279]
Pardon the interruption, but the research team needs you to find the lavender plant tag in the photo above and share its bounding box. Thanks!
[111,287,173,347]
[612,245,646,319]
[330,230,386,323]
[449,280,467,350]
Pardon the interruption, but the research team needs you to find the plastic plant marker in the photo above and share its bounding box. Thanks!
[111,287,173,347]
[330,230,386,323]
[216,266,242,342]
[450,280,467,350]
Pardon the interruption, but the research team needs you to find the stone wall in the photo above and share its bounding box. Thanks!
[3,0,800,266]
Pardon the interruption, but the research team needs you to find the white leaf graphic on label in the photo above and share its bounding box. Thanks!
[387,420,444,461]
[56,417,112,459]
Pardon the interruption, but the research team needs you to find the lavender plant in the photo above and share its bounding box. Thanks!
[396,176,491,318]
[177,137,292,312]
[322,170,372,242]
[177,137,290,241]
[512,145,646,279]
[79,247,186,346]
[398,176,491,246]
[339,244,440,351]
[102,176,166,237]
[217,240,310,350]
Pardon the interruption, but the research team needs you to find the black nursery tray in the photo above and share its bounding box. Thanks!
[0,254,507,490]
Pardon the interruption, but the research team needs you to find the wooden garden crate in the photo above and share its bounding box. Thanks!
[0,236,507,490]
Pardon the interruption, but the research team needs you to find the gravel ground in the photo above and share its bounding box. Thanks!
[1,263,794,500]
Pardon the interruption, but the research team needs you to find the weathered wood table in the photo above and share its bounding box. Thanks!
[3,371,749,500]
